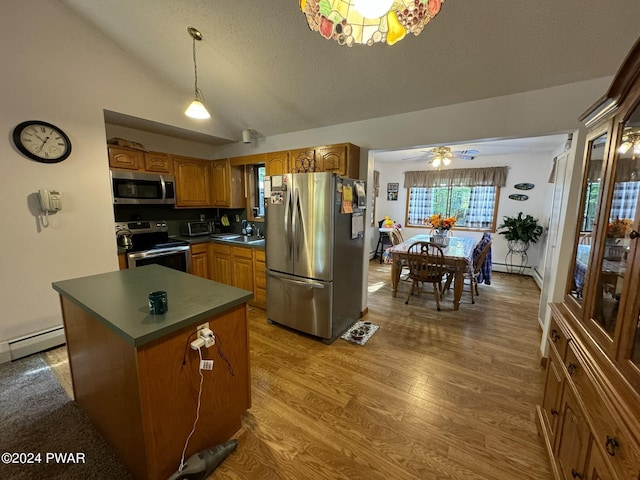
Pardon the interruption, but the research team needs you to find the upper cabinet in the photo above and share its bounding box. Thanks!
[266,143,360,178]
[265,151,290,176]
[108,146,172,174]
[108,146,143,171]
[173,156,212,208]
[211,159,245,208]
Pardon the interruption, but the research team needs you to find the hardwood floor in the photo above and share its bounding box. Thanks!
[44,261,551,480]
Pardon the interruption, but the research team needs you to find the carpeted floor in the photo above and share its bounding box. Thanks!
[0,354,132,479]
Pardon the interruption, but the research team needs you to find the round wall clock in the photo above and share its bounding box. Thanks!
[12,120,72,163]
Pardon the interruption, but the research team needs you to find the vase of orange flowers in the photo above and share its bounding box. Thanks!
[425,214,457,246]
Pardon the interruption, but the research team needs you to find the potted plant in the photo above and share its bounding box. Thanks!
[497,212,543,252]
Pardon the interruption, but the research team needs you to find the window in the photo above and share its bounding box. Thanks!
[407,185,498,229]
[254,165,266,217]
[403,166,507,230]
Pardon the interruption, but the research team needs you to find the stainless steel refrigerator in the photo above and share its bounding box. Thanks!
[265,172,364,344]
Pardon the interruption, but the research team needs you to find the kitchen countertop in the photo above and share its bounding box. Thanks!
[52,264,253,347]
[116,235,265,255]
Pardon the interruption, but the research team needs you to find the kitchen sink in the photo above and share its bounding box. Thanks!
[212,234,264,244]
[210,233,242,239]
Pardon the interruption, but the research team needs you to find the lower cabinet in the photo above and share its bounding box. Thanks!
[209,243,265,309]
[118,253,128,270]
[253,249,266,309]
[556,387,590,480]
[537,308,640,480]
[190,243,210,279]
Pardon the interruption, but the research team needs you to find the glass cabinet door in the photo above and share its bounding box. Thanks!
[591,131,638,341]
[569,131,607,305]
[617,103,640,371]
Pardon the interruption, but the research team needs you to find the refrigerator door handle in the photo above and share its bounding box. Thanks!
[267,271,325,289]
[284,187,293,257]
[294,188,303,258]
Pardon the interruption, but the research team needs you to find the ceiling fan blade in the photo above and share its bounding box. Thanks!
[457,154,476,160]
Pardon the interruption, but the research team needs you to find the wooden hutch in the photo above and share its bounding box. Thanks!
[537,37,640,479]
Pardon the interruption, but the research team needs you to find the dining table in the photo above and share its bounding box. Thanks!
[389,234,475,310]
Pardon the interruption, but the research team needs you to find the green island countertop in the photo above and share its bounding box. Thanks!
[52,264,253,347]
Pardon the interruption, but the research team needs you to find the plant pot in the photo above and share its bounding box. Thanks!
[508,239,529,253]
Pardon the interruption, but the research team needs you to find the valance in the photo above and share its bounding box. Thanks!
[403,166,508,188]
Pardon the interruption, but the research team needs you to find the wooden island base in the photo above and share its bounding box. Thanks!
[60,297,250,480]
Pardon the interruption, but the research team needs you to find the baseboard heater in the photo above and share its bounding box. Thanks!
[7,325,65,362]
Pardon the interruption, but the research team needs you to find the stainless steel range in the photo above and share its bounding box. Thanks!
[115,220,191,271]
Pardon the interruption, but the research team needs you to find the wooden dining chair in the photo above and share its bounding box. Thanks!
[405,241,446,310]
[388,227,409,278]
[465,240,493,304]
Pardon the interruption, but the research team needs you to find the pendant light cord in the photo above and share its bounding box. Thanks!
[192,36,199,100]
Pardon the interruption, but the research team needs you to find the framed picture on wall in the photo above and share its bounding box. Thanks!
[387,183,399,201]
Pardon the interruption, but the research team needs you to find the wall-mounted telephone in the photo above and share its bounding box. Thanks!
[39,189,62,213]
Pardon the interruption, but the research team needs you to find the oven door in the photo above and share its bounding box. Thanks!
[127,246,191,272]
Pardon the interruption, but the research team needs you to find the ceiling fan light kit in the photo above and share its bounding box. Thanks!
[185,26,211,120]
[300,0,445,47]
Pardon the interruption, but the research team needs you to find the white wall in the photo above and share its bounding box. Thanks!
[373,150,558,272]
[0,0,612,358]
[0,0,217,354]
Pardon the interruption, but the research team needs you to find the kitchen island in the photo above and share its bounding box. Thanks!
[52,264,253,480]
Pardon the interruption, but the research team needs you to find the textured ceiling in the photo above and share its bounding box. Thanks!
[60,0,640,153]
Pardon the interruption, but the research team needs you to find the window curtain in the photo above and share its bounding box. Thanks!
[466,187,496,228]
[407,188,432,225]
[404,166,508,188]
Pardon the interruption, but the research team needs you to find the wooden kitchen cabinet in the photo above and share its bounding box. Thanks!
[537,37,640,480]
[211,159,245,208]
[231,246,254,293]
[289,143,360,178]
[189,243,210,279]
[265,151,289,176]
[210,243,232,285]
[173,156,212,208]
[118,253,128,270]
[210,243,263,308]
[108,146,143,171]
[143,151,172,174]
[253,249,266,309]
[108,146,172,175]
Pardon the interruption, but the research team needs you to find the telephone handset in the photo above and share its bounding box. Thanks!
[39,189,62,213]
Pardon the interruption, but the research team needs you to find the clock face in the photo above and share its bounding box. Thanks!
[13,120,71,163]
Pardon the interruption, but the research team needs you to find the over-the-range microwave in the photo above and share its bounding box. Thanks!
[110,170,176,205]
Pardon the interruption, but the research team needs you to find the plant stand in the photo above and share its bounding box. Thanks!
[505,240,529,277]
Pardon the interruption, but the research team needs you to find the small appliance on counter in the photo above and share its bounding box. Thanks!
[180,221,211,237]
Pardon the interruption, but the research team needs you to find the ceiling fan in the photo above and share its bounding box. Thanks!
[405,146,479,168]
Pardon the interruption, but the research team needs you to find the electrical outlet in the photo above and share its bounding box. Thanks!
[235,214,240,222]
[196,322,209,336]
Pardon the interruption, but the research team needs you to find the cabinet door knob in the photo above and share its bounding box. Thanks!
[551,409,559,416]
[605,435,620,456]
[551,330,560,342]
[630,230,640,239]
[567,363,578,375]
[571,468,583,479]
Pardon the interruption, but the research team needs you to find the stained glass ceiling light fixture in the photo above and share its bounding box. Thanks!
[300,0,445,47]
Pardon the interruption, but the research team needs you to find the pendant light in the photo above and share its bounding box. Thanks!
[185,27,210,119]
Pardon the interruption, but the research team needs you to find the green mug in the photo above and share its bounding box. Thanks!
[148,291,168,315]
